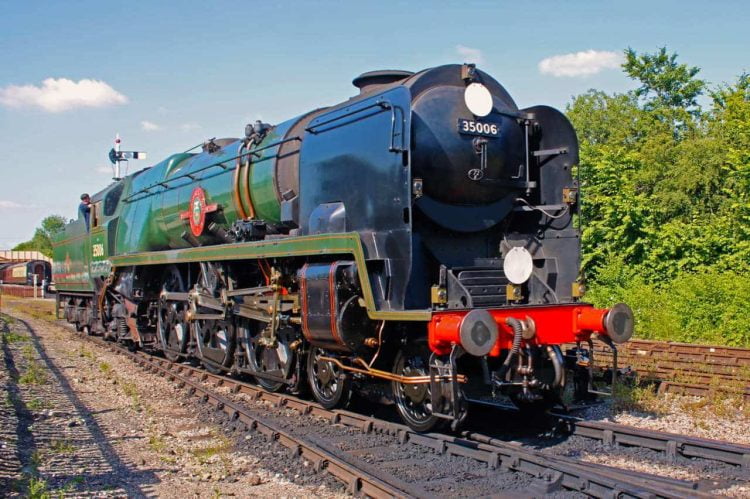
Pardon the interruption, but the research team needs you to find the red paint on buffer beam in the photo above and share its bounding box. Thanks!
[428,303,634,356]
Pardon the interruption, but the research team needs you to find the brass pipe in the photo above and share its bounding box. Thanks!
[320,356,467,385]
[366,320,386,368]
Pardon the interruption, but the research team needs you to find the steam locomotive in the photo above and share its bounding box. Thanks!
[53,64,633,431]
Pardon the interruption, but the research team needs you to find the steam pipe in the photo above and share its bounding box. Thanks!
[498,317,524,380]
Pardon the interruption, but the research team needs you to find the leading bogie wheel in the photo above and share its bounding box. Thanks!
[307,347,352,409]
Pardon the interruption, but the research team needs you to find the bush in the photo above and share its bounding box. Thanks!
[587,261,750,347]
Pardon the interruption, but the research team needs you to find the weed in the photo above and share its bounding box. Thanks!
[98,361,112,375]
[30,450,43,469]
[27,398,52,411]
[148,434,166,453]
[19,362,48,385]
[22,344,36,361]
[77,347,94,360]
[0,313,17,325]
[121,381,141,409]
[50,440,75,454]
[611,380,667,415]
[27,476,50,499]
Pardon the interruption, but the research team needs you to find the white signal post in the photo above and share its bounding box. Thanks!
[114,133,121,180]
[109,134,146,181]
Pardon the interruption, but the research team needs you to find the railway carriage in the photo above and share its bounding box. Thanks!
[53,64,633,431]
[0,260,51,288]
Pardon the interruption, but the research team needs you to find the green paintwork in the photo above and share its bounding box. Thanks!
[113,118,297,254]
[51,218,93,292]
[52,115,298,295]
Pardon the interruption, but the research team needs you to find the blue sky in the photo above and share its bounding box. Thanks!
[1,0,747,248]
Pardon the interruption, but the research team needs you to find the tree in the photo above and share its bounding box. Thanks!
[567,56,750,346]
[623,46,706,111]
[12,215,68,258]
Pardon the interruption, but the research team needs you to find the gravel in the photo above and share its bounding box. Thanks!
[3,297,749,497]
[0,309,347,497]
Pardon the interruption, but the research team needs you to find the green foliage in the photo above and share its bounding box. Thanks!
[27,476,50,499]
[587,261,750,347]
[623,46,706,111]
[569,47,750,347]
[12,214,67,258]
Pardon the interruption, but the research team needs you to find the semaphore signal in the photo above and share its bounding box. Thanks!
[108,133,146,180]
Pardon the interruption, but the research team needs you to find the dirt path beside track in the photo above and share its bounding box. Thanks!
[0,305,345,498]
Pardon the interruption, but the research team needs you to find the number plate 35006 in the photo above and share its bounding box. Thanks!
[458,118,500,137]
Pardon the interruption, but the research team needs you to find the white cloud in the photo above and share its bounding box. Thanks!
[0,78,128,112]
[141,120,161,131]
[538,50,623,77]
[180,122,201,132]
[0,200,23,209]
[456,45,484,64]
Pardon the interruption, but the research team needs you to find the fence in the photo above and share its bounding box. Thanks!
[0,284,47,298]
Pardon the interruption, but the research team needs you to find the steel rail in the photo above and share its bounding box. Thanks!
[554,413,750,468]
[14,315,724,497]
[115,350,427,498]
[469,398,750,469]
[75,338,707,498]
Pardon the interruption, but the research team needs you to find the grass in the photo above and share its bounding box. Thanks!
[8,299,56,321]
[22,344,37,361]
[30,450,43,469]
[98,361,112,375]
[19,361,48,386]
[2,330,28,344]
[191,434,233,465]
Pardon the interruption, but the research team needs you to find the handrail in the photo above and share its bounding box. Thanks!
[305,100,391,133]
[122,136,302,203]
[305,98,407,152]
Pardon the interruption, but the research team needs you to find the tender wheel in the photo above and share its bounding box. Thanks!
[307,348,352,409]
[157,266,189,362]
[392,349,446,433]
[237,319,299,392]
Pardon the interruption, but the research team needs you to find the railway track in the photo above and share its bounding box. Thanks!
[467,399,750,469]
[105,344,708,498]
[10,313,750,497]
[571,339,750,400]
